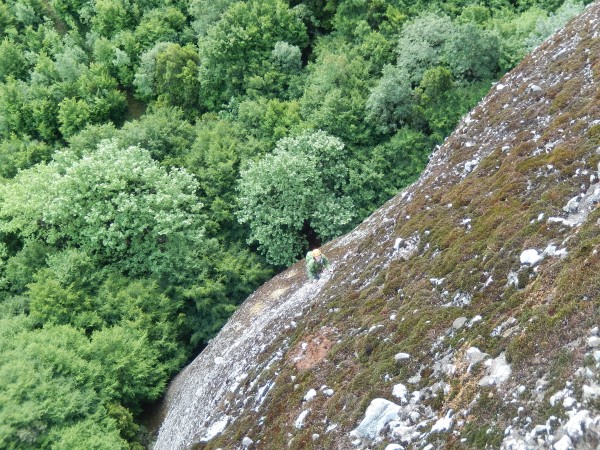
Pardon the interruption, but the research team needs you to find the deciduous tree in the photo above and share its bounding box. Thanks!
[0,140,205,280]
[365,65,413,134]
[198,0,308,108]
[237,131,354,265]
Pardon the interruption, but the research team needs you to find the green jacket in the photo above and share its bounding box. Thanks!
[306,251,330,279]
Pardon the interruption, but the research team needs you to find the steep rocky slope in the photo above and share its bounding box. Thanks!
[154,3,600,449]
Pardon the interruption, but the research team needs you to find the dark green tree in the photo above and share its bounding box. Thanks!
[134,43,200,112]
[198,0,308,109]
[365,65,414,134]
[116,106,196,162]
[0,134,52,178]
[0,322,127,449]
[396,12,455,84]
[0,39,28,81]
[300,42,373,145]
[91,0,138,38]
[444,22,500,80]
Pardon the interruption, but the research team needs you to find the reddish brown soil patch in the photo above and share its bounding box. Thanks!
[288,328,335,371]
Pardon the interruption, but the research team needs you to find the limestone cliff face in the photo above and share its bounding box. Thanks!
[155,3,600,449]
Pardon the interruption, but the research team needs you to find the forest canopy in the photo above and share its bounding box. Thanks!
[0,0,587,447]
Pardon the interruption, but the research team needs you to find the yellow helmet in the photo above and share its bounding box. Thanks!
[312,248,321,257]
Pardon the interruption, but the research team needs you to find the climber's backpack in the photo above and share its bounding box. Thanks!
[305,251,314,264]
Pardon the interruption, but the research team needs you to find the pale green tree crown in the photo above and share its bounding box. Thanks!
[0,139,205,280]
[237,130,354,265]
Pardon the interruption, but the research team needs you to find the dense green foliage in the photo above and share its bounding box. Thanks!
[238,131,354,264]
[0,0,586,446]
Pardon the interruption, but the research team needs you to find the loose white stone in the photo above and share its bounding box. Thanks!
[394,352,411,362]
[478,353,511,387]
[312,434,320,441]
[583,382,600,400]
[431,410,454,433]
[392,383,408,404]
[563,397,576,409]
[295,410,310,429]
[201,416,229,442]
[350,398,401,440]
[242,436,253,448]
[466,347,489,367]
[564,195,581,213]
[304,389,317,402]
[548,217,574,226]
[464,159,479,174]
[564,410,590,440]
[520,249,543,265]
[550,390,566,407]
[323,388,334,397]
[453,317,468,329]
[587,336,600,348]
[449,292,472,307]
[591,326,599,336]
[384,445,404,450]
[409,411,421,423]
[410,391,422,404]
[469,315,483,326]
[553,435,572,450]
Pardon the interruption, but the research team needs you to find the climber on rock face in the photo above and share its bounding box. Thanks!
[306,248,330,281]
